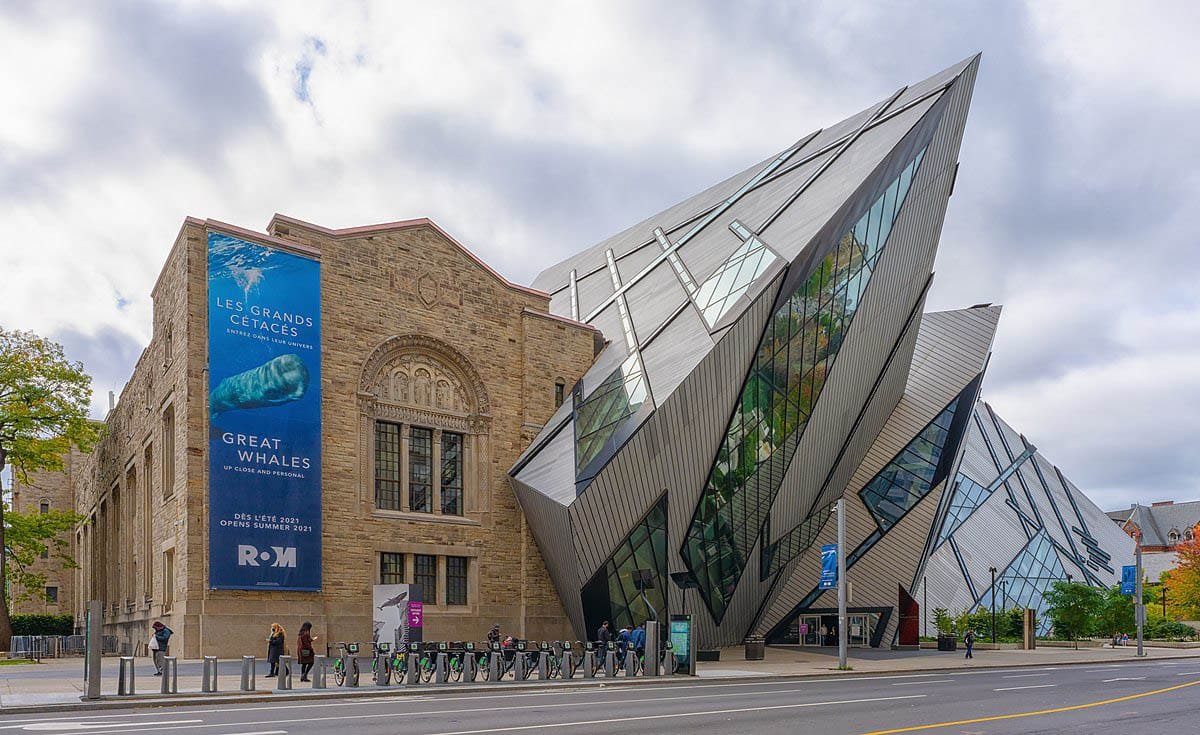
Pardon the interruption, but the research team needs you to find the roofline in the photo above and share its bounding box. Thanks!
[521,307,601,333]
[267,213,551,300]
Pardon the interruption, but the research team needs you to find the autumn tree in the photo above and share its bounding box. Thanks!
[0,328,100,650]
[1162,534,1200,620]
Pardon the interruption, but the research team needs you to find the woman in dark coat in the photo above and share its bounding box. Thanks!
[297,621,317,681]
[267,623,286,676]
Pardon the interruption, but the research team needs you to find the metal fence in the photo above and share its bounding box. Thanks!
[8,634,103,659]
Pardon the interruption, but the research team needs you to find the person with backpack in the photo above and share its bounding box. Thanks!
[596,621,613,646]
[150,621,172,675]
[964,628,977,659]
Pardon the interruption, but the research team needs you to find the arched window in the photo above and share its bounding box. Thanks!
[360,335,491,521]
[1168,530,1179,544]
[1186,528,1195,542]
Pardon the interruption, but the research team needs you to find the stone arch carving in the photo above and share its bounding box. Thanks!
[359,334,490,416]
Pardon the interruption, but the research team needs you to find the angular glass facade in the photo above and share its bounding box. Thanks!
[860,393,961,531]
[694,224,779,327]
[681,148,927,622]
[580,495,668,634]
[975,529,1065,635]
[573,352,649,478]
[935,473,992,548]
[761,503,834,579]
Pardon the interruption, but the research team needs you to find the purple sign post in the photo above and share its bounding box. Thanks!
[406,601,424,643]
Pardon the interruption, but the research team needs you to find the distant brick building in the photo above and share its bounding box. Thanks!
[23,214,597,657]
[9,449,82,616]
[1108,500,1200,582]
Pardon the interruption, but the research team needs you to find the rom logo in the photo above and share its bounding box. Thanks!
[238,544,297,568]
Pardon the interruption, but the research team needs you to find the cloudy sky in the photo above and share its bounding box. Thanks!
[2,0,1197,510]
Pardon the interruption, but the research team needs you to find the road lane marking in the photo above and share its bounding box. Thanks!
[3,721,203,732]
[1176,671,1200,676]
[1001,673,1049,678]
[0,690,924,735]
[1102,677,1146,683]
[993,684,1056,691]
[420,695,928,735]
[892,680,951,686]
[857,678,1200,735]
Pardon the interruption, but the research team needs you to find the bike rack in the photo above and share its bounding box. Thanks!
[117,656,135,695]
[241,656,256,691]
[160,656,178,694]
[201,656,219,693]
[462,644,479,682]
[374,652,390,686]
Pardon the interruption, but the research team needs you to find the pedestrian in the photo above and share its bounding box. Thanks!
[596,620,612,647]
[150,621,173,675]
[297,621,317,682]
[267,623,286,677]
[617,625,633,654]
[631,623,647,657]
[964,628,976,659]
[487,624,502,646]
[819,623,828,646]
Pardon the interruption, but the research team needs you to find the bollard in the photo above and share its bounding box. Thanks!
[375,653,389,686]
[582,645,596,679]
[435,652,448,684]
[463,648,478,682]
[117,656,135,695]
[277,655,293,690]
[559,642,576,679]
[312,655,328,689]
[487,651,502,682]
[406,648,421,685]
[241,656,256,691]
[624,648,637,677]
[161,656,178,693]
[513,651,528,681]
[604,646,617,677]
[537,648,549,680]
[202,656,219,693]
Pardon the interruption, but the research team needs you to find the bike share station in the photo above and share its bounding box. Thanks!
[85,579,696,697]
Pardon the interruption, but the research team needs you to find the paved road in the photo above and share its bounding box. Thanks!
[0,658,1197,734]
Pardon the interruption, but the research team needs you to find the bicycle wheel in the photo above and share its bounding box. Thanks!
[333,660,346,687]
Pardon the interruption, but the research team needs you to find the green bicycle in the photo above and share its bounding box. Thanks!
[332,642,360,687]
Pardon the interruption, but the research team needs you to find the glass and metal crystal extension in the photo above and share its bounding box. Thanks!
[692,221,779,328]
[573,352,649,479]
[974,529,1065,635]
[580,495,668,635]
[761,502,834,580]
[860,393,961,532]
[935,473,992,547]
[681,148,927,622]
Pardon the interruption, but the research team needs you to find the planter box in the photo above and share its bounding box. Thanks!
[696,649,721,662]
[936,636,957,652]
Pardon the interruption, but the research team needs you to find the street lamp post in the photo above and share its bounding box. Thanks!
[1162,586,1168,618]
[989,567,997,644]
[836,497,848,670]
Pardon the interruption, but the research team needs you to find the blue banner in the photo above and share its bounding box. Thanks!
[819,544,838,590]
[207,231,321,591]
[1121,564,1137,595]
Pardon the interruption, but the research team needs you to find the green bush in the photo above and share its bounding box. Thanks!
[1145,620,1198,640]
[10,614,75,637]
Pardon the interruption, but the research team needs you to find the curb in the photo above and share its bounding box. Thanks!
[3,651,1198,716]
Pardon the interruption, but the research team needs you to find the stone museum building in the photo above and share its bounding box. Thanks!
[14,55,1135,656]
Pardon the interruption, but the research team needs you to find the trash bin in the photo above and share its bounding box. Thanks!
[744,635,765,660]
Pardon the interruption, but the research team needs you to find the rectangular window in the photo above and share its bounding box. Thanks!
[379,552,405,585]
[446,556,468,605]
[440,432,463,516]
[143,443,153,597]
[409,427,432,513]
[413,553,436,603]
[554,382,565,408]
[161,405,175,500]
[45,586,59,603]
[374,422,402,510]
[162,548,175,612]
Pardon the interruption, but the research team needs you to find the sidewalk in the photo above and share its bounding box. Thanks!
[1,644,1196,713]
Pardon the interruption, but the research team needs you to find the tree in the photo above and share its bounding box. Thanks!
[5,507,82,605]
[0,327,101,650]
[1093,584,1152,639]
[1161,535,1200,620]
[1043,581,1103,645]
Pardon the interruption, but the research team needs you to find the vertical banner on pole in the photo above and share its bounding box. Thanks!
[1121,565,1137,595]
[207,231,322,591]
[819,544,838,589]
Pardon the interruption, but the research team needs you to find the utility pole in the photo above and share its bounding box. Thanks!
[1162,586,1167,618]
[1135,541,1145,657]
[989,567,997,644]
[837,497,848,670]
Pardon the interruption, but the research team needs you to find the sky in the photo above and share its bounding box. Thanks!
[1,0,1197,511]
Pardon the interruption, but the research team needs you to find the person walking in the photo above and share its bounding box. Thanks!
[297,621,317,682]
[631,623,647,657]
[487,624,502,646]
[150,621,172,675]
[267,623,287,677]
[596,621,612,647]
[964,628,976,659]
